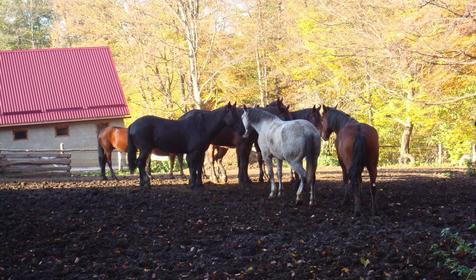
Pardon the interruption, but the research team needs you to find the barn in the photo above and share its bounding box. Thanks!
[0,46,130,168]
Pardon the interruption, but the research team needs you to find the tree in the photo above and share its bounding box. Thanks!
[0,0,53,50]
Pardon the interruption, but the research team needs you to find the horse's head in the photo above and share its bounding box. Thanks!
[265,98,292,121]
[241,105,252,138]
[223,102,245,135]
[319,105,332,141]
[308,105,323,133]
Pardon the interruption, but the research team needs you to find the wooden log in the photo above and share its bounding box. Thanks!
[0,158,71,167]
[4,165,71,173]
[0,153,71,158]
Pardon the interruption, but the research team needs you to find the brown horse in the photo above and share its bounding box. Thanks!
[319,105,379,216]
[205,145,229,183]
[98,127,184,180]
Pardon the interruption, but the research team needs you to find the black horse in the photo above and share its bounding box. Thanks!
[127,103,243,188]
[179,102,292,185]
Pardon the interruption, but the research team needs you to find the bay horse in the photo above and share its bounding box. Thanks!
[179,103,292,185]
[242,107,321,205]
[127,103,243,188]
[97,127,184,180]
[319,105,379,216]
[205,145,229,183]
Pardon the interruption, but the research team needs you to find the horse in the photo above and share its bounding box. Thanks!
[241,107,321,205]
[97,126,184,180]
[127,103,243,188]
[319,105,379,216]
[263,99,322,183]
[179,102,292,185]
[204,145,229,183]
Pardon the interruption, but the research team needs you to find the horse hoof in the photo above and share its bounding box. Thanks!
[277,192,282,197]
[295,199,303,206]
[101,177,108,181]
[268,193,276,199]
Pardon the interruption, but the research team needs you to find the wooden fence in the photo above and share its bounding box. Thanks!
[0,150,72,178]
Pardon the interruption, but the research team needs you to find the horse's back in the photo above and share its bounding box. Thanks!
[338,122,379,167]
[262,119,320,160]
[98,126,128,152]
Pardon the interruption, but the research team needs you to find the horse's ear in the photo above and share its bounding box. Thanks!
[243,104,248,111]
[227,101,232,108]
[255,104,260,108]
[312,105,316,110]
[286,105,290,110]
[319,105,325,115]
[232,102,237,107]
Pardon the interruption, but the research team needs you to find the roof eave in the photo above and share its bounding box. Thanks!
[0,115,131,128]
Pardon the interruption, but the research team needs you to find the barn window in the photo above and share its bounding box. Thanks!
[13,129,28,140]
[55,125,69,136]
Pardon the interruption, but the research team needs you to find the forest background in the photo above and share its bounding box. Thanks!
[1,0,475,165]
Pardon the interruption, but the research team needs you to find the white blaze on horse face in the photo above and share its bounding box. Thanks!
[241,111,250,138]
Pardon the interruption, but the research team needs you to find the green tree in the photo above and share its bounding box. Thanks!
[0,0,53,50]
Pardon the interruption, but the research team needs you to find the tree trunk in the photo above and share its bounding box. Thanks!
[255,0,268,106]
[399,117,415,164]
[177,0,201,109]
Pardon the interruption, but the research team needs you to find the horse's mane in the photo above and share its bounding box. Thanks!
[327,108,355,130]
[247,108,278,124]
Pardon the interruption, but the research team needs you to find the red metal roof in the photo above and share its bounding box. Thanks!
[0,46,129,127]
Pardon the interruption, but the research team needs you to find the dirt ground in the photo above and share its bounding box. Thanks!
[0,167,475,279]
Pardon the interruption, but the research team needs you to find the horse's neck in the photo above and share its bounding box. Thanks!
[332,112,357,135]
[291,109,310,120]
[252,118,281,135]
[200,109,226,138]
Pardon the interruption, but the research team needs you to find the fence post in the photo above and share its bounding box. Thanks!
[437,143,443,164]
[117,151,122,171]
[59,143,64,154]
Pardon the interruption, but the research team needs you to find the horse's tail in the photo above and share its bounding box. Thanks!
[127,127,138,174]
[305,134,319,186]
[97,135,106,168]
[349,126,366,182]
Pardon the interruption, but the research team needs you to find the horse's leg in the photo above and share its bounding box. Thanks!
[105,151,118,181]
[339,158,350,206]
[210,147,219,183]
[276,159,283,197]
[289,161,306,205]
[138,149,152,188]
[368,164,378,216]
[237,142,252,185]
[186,153,196,188]
[351,174,362,216]
[307,156,318,206]
[196,150,206,188]
[255,142,265,183]
[167,154,176,179]
[177,154,185,177]
[263,155,277,198]
[218,158,227,183]
[99,148,108,180]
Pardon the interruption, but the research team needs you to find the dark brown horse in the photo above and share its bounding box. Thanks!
[98,127,184,180]
[319,105,379,216]
[179,103,292,185]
